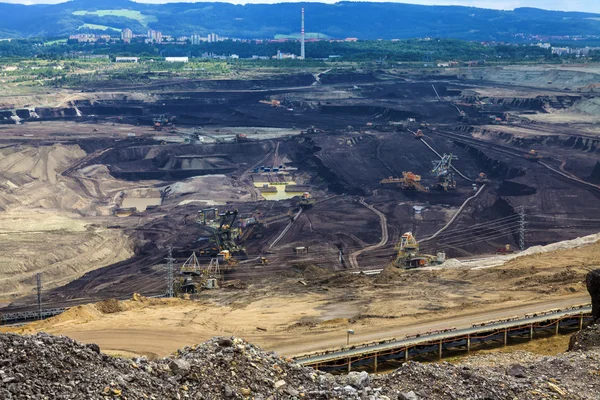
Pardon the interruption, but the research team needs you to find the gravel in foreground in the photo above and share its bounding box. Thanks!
[1,329,600,399]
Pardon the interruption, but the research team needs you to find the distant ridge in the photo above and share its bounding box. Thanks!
[0,0,600,40]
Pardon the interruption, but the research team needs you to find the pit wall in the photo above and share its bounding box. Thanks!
[456,67,600,89]
[461,126,600,155]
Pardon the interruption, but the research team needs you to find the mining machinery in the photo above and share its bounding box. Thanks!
[476,172,490,183]
[197,209,245,258]
[180,253,224,293]
[153,114,175,131]
[394,232,445,269]
[431,154,457,191]
[159,185,172,202]
[381,172,429,192]
[235,133,249,142]
[259,99,281,107]
[303,125,322,134]
[414,129,425,139]
[214,210,244,256]
[298,192,316,209]
[524,149,542,161]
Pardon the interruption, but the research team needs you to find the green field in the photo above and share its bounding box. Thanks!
[44,39,68,45]
[77,23,121,32]
[73,9,157,26]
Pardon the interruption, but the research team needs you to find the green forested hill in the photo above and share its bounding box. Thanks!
[1,0,600,41]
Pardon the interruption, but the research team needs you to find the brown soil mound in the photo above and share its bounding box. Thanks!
[96,298,123,314]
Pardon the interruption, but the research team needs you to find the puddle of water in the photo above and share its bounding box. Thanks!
[254,181,304,201]
[121,197,162,211]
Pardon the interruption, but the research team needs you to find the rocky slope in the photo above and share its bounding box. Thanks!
[1,330,600,400]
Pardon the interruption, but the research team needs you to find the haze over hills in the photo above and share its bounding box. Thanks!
[1,0,600,40]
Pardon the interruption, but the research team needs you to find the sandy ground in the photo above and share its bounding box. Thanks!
[0,120,160,141]
[0,211,133,296]
[4,239,597,359]
[0,142,152,297]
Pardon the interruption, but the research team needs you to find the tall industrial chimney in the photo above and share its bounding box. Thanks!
[301,8,305,59]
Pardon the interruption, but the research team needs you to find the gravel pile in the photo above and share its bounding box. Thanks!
[1,331,600,399]
[569,323,600,351]
[373,348,600,399]
[0,333,387,400]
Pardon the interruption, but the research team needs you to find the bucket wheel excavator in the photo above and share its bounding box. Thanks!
[431,154,457,191]
[393,232,445,269]
[381,172,429,192]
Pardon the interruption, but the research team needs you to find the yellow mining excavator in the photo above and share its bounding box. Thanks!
[393,232,445,269]
[524,149,542,161]
[381,172,429,192]
[298,192,316,209]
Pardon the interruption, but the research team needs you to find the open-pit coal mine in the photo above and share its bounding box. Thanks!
[1,68,599,311]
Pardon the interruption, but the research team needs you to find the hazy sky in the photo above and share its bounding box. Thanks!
[3,0,600,13]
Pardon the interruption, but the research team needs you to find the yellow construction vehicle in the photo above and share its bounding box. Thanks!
[415,129,425,139]
[259,256,268,265]
[394,232,445,269]
[298,192,316,208]
[217,250,231,262]
[524,149,542,161]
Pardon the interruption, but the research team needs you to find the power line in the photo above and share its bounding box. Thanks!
[519,206,526,251]
[36,273,42,321]
[425,220,522,245]
[422,227,521,250]
[422,232,521,252]
[528,214,600,222]
[424,214,520,239]
[165,246,175,298]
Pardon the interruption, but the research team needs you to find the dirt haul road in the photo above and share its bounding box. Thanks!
[2,293,588,359]
[349,197,389,269]
[3,235,598,359]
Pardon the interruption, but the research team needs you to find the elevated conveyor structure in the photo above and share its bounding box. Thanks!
[294,305,592,372]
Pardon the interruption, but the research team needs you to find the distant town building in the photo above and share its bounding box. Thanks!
[78,54,110,60]
[165,57,189,62]
[275,50,297,60]
[207,33,219,43]
[121,28,133,43]
[147,29,162,43]
[345,38,358,42]
[69,34,111,43]
[115,57,139,63]
[230,54,239,59]
[191,34,203,45]
[552,47,570,56]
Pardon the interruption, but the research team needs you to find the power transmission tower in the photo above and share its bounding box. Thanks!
[165,246,175,298]
[36,273,42,320]
[518,206,526,251]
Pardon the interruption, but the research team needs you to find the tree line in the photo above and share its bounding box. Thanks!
[0,38,554,62]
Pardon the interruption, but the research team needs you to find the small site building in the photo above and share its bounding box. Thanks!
[165,57,189,63]
[115,57,139,63]
[293,246,309,255]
